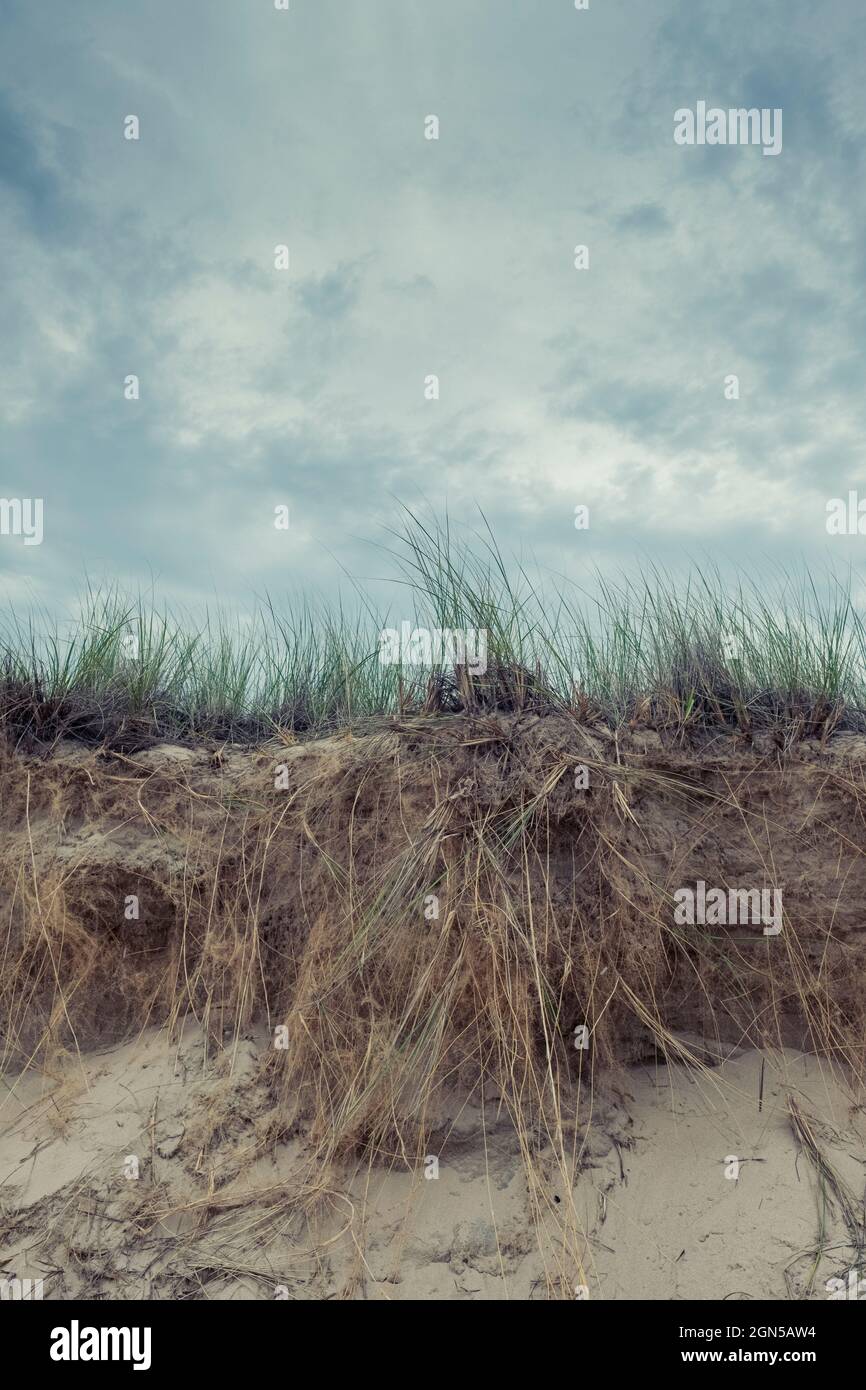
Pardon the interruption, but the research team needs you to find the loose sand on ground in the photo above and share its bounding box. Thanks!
[2,1029,863,1300]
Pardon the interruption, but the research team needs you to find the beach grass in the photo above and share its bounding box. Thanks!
[1,508,864,746]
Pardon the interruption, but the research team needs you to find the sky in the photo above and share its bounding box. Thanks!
[2,0,865,620]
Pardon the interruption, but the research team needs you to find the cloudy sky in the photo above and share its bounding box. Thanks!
[2,0,865,617]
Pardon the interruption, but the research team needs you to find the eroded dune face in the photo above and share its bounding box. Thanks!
[1,717,865,1299]
[3,716,865,1068]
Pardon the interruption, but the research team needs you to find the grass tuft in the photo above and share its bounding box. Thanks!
[2,512,866,749]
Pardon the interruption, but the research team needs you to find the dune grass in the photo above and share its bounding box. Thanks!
[4,515,866,1297]
[1,508,865,747]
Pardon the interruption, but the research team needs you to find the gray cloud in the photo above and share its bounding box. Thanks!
[1,0,865,616]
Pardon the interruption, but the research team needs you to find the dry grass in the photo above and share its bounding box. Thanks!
[3,704,866,1295]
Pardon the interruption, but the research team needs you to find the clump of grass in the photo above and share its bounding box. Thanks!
[1,509,866,749]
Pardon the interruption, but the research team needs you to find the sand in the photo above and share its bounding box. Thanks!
[3,726,866,1300]
[2,1028,863,1301]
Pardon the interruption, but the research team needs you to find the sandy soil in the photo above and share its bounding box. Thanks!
[2,1029,863,1301]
